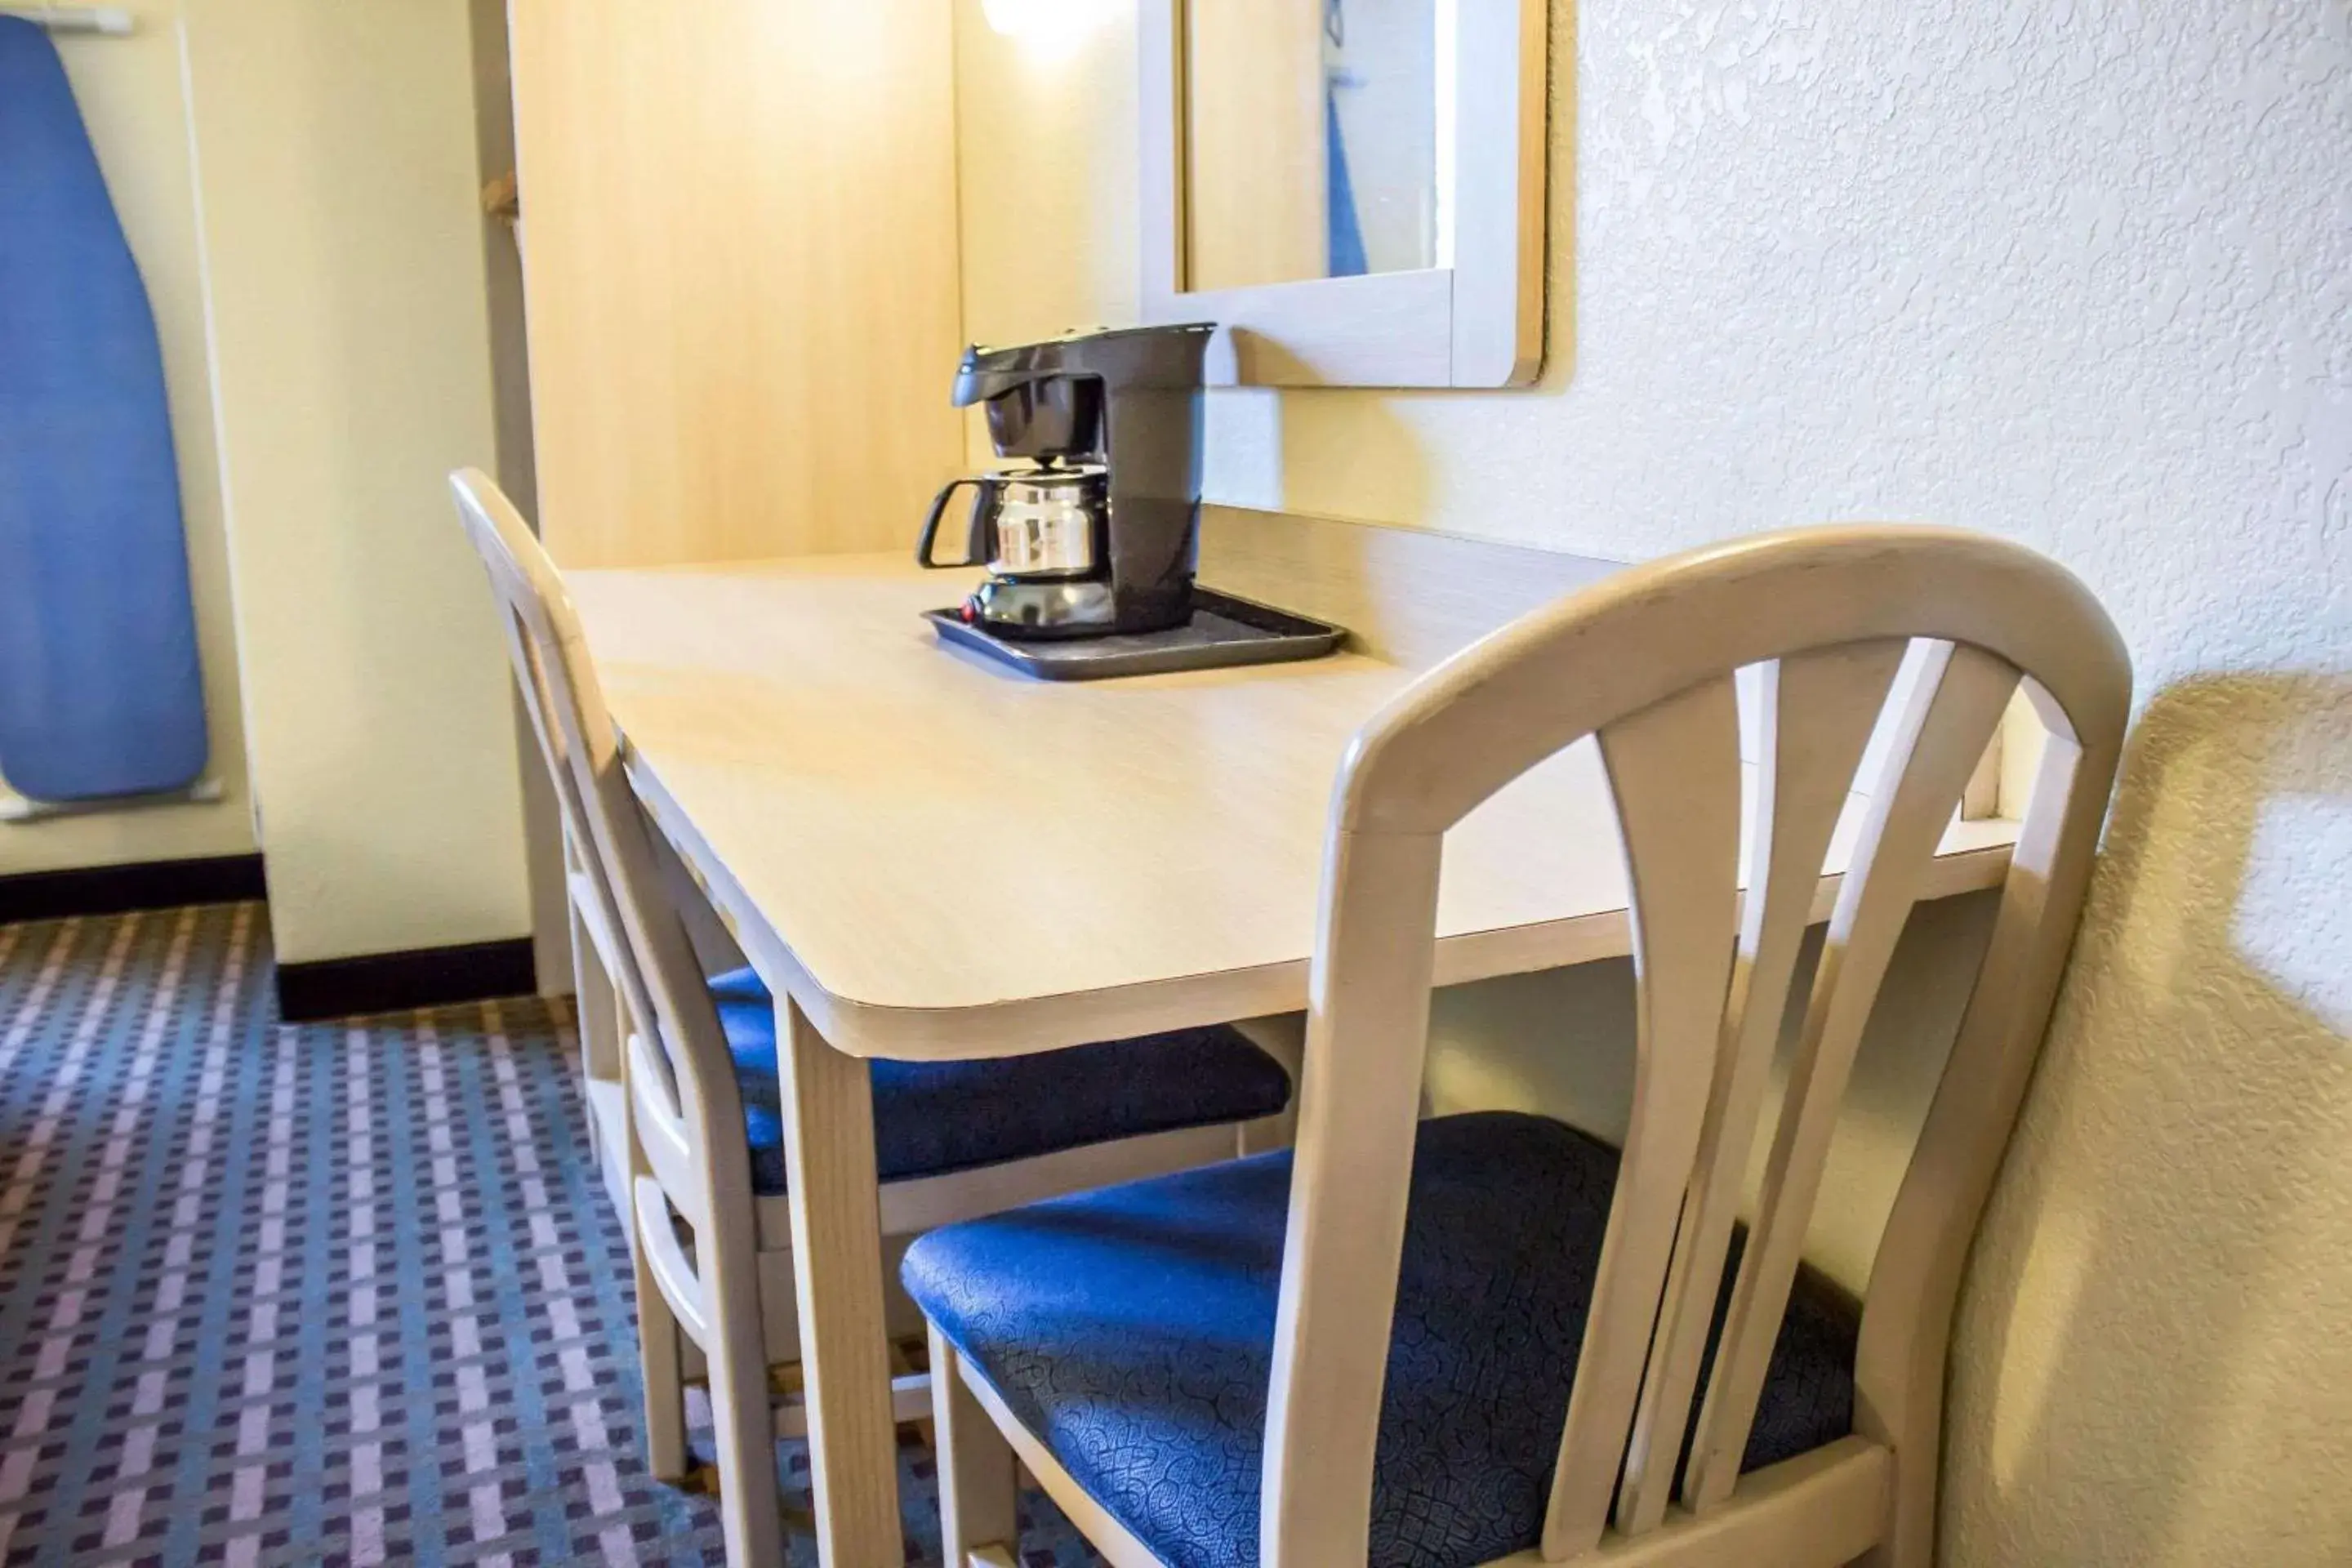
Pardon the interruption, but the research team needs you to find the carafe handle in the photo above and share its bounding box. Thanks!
[917,477,995,568]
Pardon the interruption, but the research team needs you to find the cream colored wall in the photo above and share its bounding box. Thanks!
[178,0,529,964]
[956,2,2352,1561]
[0,0,257,875]
[955,0,1145,466]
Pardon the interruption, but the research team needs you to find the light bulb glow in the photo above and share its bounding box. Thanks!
[982,0,1090,41]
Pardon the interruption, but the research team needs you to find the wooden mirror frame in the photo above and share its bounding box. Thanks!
[1138,0,1547,389]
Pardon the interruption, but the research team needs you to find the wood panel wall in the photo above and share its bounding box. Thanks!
[507,0,966,568]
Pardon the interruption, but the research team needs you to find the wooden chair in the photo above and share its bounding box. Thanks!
[903,525,2131,1568]
[448,470,1298,1566]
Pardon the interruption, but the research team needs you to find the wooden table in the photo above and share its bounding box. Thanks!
[566,542,2019,1567]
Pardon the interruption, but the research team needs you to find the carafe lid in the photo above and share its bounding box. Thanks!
[995,461,1106,483]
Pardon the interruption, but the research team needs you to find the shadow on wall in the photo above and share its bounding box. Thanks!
[1200,380,1437,527]
[1948,674,2352,1567]
[1278,387,1434,524]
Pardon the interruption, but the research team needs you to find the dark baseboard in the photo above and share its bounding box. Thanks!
[277,938,538,1023]
[0,853,268,924]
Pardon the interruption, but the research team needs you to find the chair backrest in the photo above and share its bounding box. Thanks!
[1260,526,2132,1566]
[448,468,754,1223]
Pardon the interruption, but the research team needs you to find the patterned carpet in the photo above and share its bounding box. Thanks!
[0,903,1102,1566]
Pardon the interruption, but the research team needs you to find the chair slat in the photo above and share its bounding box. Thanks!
[1683,641,2019,1510]
[1613,640,1910,1535]
[632,1175,712,1342]
[1541,675,1744,1558]
[1853,705,2105,1568]
[1263,828,1445,1568]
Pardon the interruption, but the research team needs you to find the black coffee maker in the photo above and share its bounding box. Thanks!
[920,323,1214,639]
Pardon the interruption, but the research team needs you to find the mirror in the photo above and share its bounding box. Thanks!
[1185,0,1450,292]
[1142,0,1544,387]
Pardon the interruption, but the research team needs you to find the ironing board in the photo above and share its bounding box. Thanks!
[0,17,209,806]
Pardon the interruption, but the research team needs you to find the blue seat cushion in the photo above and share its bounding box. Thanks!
[900,1111,1859,1568]
[709,969,1293,1194]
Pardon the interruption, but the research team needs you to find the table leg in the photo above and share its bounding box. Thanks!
[776,996,903,1566]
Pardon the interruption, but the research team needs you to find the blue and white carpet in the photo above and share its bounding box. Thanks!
[0,903,1101,1566]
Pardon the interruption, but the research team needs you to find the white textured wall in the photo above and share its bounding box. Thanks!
[1,1,257,875]
[180,0,530,964]
[959,1,2352,1561]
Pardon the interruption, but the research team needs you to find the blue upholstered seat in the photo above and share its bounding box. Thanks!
[706,969,1294,1196]
[901,1111,1859,1568]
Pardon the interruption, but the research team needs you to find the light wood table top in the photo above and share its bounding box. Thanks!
[567,551,2020,1061]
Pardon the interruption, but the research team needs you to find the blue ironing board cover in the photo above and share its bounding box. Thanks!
[0,18,209,804]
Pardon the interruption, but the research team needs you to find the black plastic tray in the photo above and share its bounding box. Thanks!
[924,587,1346,680]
